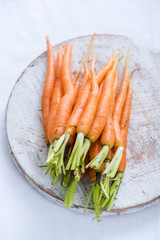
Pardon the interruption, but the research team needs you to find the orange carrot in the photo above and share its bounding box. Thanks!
[42,36,55,143]
[66,45,100,177]
[52,43,76,140]
[66,57,113,138]
[77,54,99,136]
[104,82,132,212]
[103,50,130,177]
[113,49,130,147]
[101,70,119,148]
[86,69,119,169]
[47,45,63,143]
[46,36,95,166]
[118,83,132,172]
[87,52,122,143]
[73,53,85,95]
[74,73,84,95]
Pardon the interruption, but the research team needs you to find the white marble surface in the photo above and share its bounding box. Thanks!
[0,0,160,239]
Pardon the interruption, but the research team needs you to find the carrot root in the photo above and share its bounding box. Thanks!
[103,146,123,178]
[86,145,109,170]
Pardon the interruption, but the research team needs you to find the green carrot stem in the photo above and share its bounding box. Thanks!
[66,132,84,170]
[62,170,72,187]
[98,175,109,205]
[103,146,123,177]
[80,138,91,173]
[93,183,102,222]
[46,139,59,163]
[64,179,78,208]
[52,175,59,185]
[86,145,109,169]
[84,183,95,213]
[107,173,123,211]
[39,165,47,168]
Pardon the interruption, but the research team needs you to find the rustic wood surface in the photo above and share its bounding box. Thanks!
[5,34,160,216]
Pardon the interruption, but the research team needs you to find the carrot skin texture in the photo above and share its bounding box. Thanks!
[66,57,113,137]
[53,43,76,139]
[96,58,114,85]
[77,54,99,136]
[65,35,95,136]
[47,46,63,143]
[42,36,55,143]
[113,51,130,147]
[101,70,119,148]
[87,56,120,142]
[118,84,132,172]
[66,80,91,135]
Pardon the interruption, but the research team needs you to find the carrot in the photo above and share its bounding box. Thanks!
[118,83,132,172]
[42,36,55,143]
[49,44,75,160]
[50,52,113,168]
[66,57,113,138]
[103,49,130,177]
[73,53,85,95]
[66,44,100,179]
[86,69,119,169]
[87,51,122,143]
[52,43,76,140]
[47,45,63,144]
[104,82,132,211]
[46,43,76,176]
[74,73,84,95]
[46,35,95,167]
[80,51,122,174]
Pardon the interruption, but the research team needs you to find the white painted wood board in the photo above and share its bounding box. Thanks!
[5,34,160,216]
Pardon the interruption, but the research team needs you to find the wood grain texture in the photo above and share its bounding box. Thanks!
[5,34,160,216]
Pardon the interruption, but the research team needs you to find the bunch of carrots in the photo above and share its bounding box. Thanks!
[41,35,135,221]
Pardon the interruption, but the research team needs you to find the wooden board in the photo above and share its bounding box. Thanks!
[5,34,160,216]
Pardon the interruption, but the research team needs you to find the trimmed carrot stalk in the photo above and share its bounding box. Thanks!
[84,140,104,222]
[47,45,63,144]
[42,36,55,143]
[64,157,88,208]
[103,49,130,177]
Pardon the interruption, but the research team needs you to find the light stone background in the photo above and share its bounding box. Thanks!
[0,1,160,240]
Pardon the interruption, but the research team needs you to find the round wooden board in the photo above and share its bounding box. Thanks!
[6,34,160,216]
